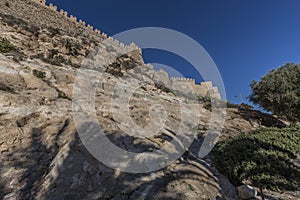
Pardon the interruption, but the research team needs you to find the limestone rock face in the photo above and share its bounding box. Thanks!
[0,54,233,200]
[0,1,289,200]
[0,9,230,199]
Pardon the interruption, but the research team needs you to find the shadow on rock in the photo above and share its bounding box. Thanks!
[39,121,234,199]
[239,108,286,128]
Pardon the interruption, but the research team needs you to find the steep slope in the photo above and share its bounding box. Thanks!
[0,1,288,199]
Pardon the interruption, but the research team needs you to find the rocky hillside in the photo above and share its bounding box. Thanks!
[0,1,289,200]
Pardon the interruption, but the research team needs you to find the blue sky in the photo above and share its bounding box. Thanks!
[49,0,300,106]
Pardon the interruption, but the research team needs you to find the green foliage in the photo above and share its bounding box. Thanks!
[197,95,213,110]
[201,98,254,111]
[154,83,174,94]
[226,101,254,110]
[105,54,140,77]
[47,27,61,36]
[239,103,254,110]
[197,95,227,111]
[31,50,69,66]
[0,82,16,94]
[63,39,80,56]
[225,100,240,109]
[198,95,211,103]
[46,55,67,66]
[0,37,26,61]
[248,63,300,123]
[0,37,17,53]
[32,70,46,79]
[212,126,300,191]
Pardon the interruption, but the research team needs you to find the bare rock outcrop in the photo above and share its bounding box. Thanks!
[0,1,289,200]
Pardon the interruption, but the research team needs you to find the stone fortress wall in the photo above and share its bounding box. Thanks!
[32,0,221,99]
[32,0,139,52]
[34,0,101,36]
[170,77,221,99]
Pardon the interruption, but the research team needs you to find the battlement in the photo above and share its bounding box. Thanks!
[30,0,219,99]
[32,0,101,36]
[170,77,195,82]
[30,0,140,53]
[170,77,221,99]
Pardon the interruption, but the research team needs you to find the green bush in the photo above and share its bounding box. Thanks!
[47,27,61,36]
[197,95,212,110]
[212,126,300,191]
[198,95,211,103]
[32,69,46,79]
[0,37,16,53]
[225,101,240,109]
[64,39,80,56]
[0,37,26,61]
[154,83,174,94]
[198,95,226,110]
[31,50,69,66]
[239,103,254,110]
[0,82,16,94]
[249,63,300,123]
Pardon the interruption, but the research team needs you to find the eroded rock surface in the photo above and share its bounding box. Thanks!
[0,1,290,200]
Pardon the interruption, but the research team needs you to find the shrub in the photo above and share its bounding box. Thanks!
[212,126,300,191]
[198,95,212,110]
[239,103,254,110]
[31,50,69,66]
[198,95,226,110]
[47,27,61,36]
[225,100,240,109]
[248,63,300,123]
[154,83,174,94]
[105,54,140,77]
[0,37,16,53]
[46,55,67,66]
[63,39,80,56]
[225,101,254,110]
[0,82,16,94]
[0,37,26,61]
[32,69,46,79]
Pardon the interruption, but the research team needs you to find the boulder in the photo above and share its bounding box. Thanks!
[237,185,257,199]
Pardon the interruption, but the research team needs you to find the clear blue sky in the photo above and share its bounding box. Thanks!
[49,0,300,105]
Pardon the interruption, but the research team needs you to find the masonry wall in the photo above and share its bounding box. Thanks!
[29,0,141,53]
[170,78,221,99]
[30,0,220,99]
[31,0,104,38]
